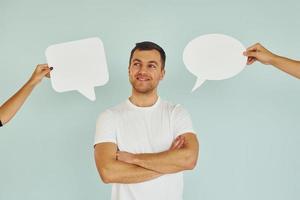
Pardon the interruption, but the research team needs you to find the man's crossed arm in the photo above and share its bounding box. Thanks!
[94,133,199,184]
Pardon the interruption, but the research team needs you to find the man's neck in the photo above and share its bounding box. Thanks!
[129,90,158,107]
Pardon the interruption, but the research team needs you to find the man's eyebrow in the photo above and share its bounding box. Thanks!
[132,58,142,62]
[132,59,159,65]
[148,61,159,65]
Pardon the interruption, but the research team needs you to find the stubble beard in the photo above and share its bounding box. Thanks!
[130,78,156,94]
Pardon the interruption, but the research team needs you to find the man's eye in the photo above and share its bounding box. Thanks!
[133,63,140,66]
[149,64,156,68]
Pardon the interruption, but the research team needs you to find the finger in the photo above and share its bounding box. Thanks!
[173,136,181,143]
[243,51,258,58]
[41,68,51,76]
[248,58,257,65]
[247,57,253,65]
[45,67,53,78]
[170,135,183,150]
[175,139,184,149]
[178,137,185,148]
[170,136,182,150]
[36,64,48,70]
[38,63,48,67]
[173,137,185,149]
[247,56,257,64]
[171,139,181,150]
[174,140,181,149]
[35,66,48,74]
[246,43,260,51]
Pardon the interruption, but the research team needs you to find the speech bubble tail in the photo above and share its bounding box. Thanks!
[192,79,205,92]
[78,88,96,101]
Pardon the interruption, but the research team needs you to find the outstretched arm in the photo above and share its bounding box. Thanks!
[0,64,52,126]
[243,43,300,79]
[117,133,199,174]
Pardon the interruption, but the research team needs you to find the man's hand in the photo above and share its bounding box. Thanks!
[169,135,185,150]
[28,64,53,86]
[116,151,136,164]
[117,135,186,164]
[243,43,277,65]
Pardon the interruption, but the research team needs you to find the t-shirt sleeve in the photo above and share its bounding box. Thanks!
[94,110,117,146]
[172,105,195,137]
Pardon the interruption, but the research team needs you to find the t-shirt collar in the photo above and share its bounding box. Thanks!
[126,96,161,110]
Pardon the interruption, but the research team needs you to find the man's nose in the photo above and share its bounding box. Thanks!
[138,65,148,74]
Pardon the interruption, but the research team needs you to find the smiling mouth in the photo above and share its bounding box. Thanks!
[136,77,150,81]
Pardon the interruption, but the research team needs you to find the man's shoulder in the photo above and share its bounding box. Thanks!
[160,98,183,111]
[98,100,129,116]
[159,99,192,119]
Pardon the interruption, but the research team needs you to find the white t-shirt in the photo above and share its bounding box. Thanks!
[94,97,195,200]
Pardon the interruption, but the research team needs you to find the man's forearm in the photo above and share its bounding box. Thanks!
[271,56,300,79]
[132,148,197,174]
[98,159,163,184]
[117,133,199,174]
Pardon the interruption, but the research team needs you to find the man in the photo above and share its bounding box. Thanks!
[244,43,300,79]
[94,41,199,200]
[0,64,52,127]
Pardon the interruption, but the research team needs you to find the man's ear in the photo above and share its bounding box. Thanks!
[160,69,165,80]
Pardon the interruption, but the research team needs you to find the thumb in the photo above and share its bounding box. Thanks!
[243,50,258,58]
[41,68,51,76]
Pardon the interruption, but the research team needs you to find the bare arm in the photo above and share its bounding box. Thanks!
[94,142,163,184]
[0,64,51,125]
[243,43,300,79]
[270,56,300,79]
[117,133,199,174]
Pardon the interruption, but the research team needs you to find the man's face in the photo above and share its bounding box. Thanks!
[129,49,165,94]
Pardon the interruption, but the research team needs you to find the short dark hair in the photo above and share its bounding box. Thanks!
[129,41,166,68]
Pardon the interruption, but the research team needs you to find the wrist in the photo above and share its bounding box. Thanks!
[269,54,280,66]
[26,78,39,88]
[132,154,141,165]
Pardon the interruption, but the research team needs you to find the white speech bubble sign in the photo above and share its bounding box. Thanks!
[45,37,109,101]
[183,34,247,92]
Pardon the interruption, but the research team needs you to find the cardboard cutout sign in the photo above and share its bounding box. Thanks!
[46,37,109,101]
[183,34,247,92]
